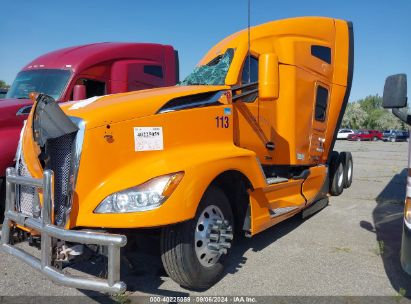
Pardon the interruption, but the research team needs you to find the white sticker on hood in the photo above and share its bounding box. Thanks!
[69,96,101,110]
[134,127,164,152]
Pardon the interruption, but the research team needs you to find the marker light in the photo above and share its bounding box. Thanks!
[29,92,39,102]
[94,172,184,213]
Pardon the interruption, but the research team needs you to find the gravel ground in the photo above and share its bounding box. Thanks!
[0,141,411,303]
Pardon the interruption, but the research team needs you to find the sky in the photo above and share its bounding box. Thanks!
[0,0,410,102]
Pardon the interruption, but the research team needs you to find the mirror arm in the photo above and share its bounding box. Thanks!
[392,108,411,126]
[231,81,258,91]
[231,82,259,102]
[232,88,259,101]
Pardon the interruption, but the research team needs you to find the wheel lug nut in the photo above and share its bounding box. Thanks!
[220,242,231,249]
[209,233,219,241]
[208,243,220,250]
[221,233,233,240]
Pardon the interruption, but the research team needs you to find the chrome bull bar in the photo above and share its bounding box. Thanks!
[0,167,127,293]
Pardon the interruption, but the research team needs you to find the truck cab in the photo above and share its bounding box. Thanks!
[0,43,179,218]
[1,17,353,293]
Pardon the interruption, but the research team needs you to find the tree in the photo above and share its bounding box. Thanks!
[358,95,382,113]
[375,110,403,130]
[358,95,383,129]
[341,102,367,129]
[364,108,385,129]
[0,80,10,89]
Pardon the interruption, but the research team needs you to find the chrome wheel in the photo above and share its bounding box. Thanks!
[194,205,233,267]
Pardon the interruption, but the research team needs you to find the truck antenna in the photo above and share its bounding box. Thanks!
[247,0,251,83]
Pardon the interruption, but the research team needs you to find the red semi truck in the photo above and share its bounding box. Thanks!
[0,42,179,218]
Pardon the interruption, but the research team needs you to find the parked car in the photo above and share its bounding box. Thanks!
[0,88,7,99]
[369,130,383,140]
[347,129,382,141]
[382,130,408,142]
[337,128,354,139]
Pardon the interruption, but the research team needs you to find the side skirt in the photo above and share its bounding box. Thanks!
[302,197,329,219]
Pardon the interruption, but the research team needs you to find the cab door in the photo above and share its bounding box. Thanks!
[309,83,331,164]
[233,55,275,162]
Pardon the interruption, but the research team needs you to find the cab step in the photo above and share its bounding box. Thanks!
[266,177,289,185]
[269,206,298,218]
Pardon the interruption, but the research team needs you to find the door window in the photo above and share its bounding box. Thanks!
[241,55,258,84]
[144,65,163,79]
[241,55,259,102]
[314,85,329,122]
[80,79,106,98]
[311,45,331,64]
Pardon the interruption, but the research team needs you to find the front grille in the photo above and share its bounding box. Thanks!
[45,132,77,226]
[17,155,36,217]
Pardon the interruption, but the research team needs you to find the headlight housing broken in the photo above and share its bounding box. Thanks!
[94,172,184,213]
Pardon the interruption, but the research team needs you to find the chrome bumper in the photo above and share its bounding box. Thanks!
[0,167,127,293]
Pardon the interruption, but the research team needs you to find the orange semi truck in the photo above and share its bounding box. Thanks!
[0,17,354,293]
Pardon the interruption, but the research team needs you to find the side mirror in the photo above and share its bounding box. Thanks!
[258,53,279,100]
[73,84,86,101]
[383,74,407,108]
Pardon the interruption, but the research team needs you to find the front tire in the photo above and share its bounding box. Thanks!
[160,186,234,290]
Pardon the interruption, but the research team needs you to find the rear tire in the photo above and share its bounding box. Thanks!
[340,152,353,188]
[0,178,5,223]
[160,186,234,290]
[329,152,344,196]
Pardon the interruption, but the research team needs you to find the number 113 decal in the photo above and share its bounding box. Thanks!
[215,116,229,128]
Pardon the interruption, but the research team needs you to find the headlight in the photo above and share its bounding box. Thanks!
[94,172,184,213]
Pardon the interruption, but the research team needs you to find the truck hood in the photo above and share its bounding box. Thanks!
[0,98,32,127]
[61,85,228,129]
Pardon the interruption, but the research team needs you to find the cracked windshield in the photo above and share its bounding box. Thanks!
[179,48,234,86]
